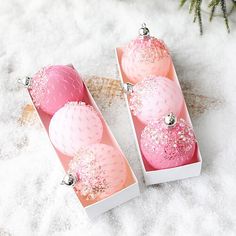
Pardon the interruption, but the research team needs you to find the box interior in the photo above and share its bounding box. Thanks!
[116,47,202,173]
[27,66,137,208]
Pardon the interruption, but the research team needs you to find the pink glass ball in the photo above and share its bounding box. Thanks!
[129,77,183,124]
[49,102,103,156]
[69,144,127,201]
[140,115,196,169]
[30,65,84,115]
[121,36,171,83]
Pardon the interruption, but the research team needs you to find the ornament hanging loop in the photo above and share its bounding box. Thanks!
[164,112,177,127]
[17,76,32,88]
[139,23,150,37]
[121,82,134,94]
[61,173,77,187]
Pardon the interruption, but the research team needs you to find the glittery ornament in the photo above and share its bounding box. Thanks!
[140,113,196,169]
[121,23,171,83]
[63,144,127,201]
[49,102,103,156]
[29,65,84,115]
[129,77,183,124]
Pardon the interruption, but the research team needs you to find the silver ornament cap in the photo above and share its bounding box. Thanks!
[139,23,150,37]
[164,113,177,127]
[17,76,32,88]
[121,82,134,94]
[61,173,77,187]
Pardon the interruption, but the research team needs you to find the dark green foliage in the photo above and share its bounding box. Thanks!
[180,0,234,34]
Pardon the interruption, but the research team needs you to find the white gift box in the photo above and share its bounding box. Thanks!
[24,65,140,218]
[115,48,202,185]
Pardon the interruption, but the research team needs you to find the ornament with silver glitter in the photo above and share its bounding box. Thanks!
[140,113,196,169]
[61,144,128,202]
[121,23,171,83]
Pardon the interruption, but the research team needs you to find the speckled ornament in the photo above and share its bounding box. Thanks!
[65,144,127,201]
[121,24,171,83]
[140,113,196,169]
[129,76,183,124]
[49,102,103,156]
[29,65,84,115]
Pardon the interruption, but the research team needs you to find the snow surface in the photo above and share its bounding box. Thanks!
[0,0,236,235]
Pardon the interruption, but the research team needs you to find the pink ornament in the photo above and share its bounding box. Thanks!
[121,24,171,83]
[29,65,84,115]
[129,76,183,124]
[140,113,196,169]
[49,102,103,156]
[65,144,127,201]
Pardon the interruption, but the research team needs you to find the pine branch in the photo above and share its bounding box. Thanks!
[179,0,234,34]
[220,0,230,33]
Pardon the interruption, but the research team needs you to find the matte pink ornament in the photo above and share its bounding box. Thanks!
[29,65,84,115]
[49,102,103,156]
[140,113,196,170]
[121,24,171,83]
[66,144,127,201]
[129,76,183,124]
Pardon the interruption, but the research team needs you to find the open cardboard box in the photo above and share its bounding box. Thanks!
[25,65,140,218]
[115,48,202,185]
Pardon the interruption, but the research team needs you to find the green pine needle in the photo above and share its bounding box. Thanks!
[193,0,198,22]
[209,5,216,21]
[220,0,230,33]
[208,0,220,8]
[180,0,187,7]
[189,0,196,13]
[196,0,203,35]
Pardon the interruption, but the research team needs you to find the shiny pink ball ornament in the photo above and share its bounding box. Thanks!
[140,113,196,169]
[121,23,171,83]
[49,102,103,156]
[62,144,127,201]
[29,65,84,115]
[128,76,183,124]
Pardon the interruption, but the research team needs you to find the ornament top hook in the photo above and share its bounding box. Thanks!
[139,23,150,37]
[121,82,134,94]
[164,113,177,127]
[61,173,78,187]
[17,76,32,88]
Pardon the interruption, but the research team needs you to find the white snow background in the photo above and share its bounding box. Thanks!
[0,0,236,235]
